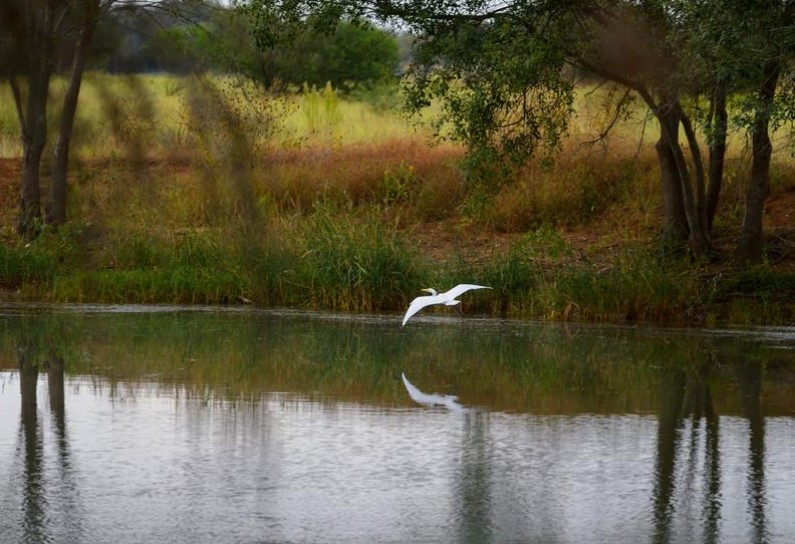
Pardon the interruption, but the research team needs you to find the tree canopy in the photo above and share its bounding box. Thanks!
[87,6,401,90]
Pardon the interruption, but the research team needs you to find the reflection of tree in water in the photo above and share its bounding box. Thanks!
[737,360,767,544]
[18,339,45,543]
[455,411,492,544]
[653,356,767,544]
[16,332,83,543]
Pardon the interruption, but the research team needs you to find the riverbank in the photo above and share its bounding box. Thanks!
[2,76,795,326]
[2,151,795,327]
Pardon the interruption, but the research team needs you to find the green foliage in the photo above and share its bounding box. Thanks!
[704,265,795,324]
[0,224,95,289]
[349,80,403,112]
[379,161,418,205]
[112,232,168,269]
[247,0,576,166]
[160,8,267,78]
[52,267,246,304]
[424,229,704,323]
[712,265,795,302]
[476,226,573,313]
[238,235,298,305]
[262,20,401,92]
[0,243,59,288]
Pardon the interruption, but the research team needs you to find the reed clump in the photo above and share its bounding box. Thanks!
[290,203,423,310]
[0,241,59,290]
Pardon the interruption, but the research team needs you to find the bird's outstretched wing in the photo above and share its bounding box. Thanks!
[444,284,491,299]
[402,295,438,326]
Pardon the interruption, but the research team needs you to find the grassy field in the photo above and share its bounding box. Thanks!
[1,73,795,325]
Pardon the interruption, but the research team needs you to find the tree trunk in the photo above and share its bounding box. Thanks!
[16,0,57,239]
[46,0,100,228]
[570,66,705,255]
[737,59,781,263]
[655,130,689,246]
[706,83,728,230]
[656,100,711,257]
[677,105,708,235]
[19,138,46,239]
[632,85,708,256]
[18,71,51,239]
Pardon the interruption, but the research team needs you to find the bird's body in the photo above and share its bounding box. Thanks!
[401,284,491,326]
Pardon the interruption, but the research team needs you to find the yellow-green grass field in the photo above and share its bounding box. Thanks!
[1,73,795,325]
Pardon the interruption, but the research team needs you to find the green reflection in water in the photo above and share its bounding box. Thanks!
[1,306,795,416]
[2,305,795,544]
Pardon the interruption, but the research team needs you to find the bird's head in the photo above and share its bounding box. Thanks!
[421,288,438,296]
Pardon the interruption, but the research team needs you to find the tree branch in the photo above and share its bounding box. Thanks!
[585,87,633,145]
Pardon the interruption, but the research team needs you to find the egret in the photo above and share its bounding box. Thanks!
[401,284,491,326]
[401,373,465,411]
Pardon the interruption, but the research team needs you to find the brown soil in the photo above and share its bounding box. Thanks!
[0,159,19,211]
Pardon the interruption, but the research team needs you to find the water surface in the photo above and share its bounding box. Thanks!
[1,305,794,543]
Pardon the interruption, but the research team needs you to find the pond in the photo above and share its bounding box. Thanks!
[1,304,794,543]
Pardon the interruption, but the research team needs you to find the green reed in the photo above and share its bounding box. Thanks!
[0,210,795,324]
[1,212,790,326]
[41,229,252,304]
[0,242,59,289]
[547,250,701,322]
[292,202,424,311]
[706,265,795,325]
[418,226,705,323]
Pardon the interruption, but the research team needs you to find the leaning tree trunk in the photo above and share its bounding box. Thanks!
[706,82,728,231]
[656,100,711,258]
[655,126,689,246]
[737,59,781,264]
[635,89,689,248]
[633,84,711,256]
[677,104,708,236]
[19,136,46,239]
[47,0,100,228]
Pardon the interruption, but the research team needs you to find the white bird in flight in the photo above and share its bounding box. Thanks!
[401,284,491,326]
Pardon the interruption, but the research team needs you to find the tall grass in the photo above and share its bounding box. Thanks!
[292,202,423,310]
[486,156,647,231]
[0,73,430,159]
[0,243,59,289]
[429,224,702,322]
[48,229,251,304]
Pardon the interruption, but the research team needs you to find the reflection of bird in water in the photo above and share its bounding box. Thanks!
[401,373,466,411]
[401,284,491,326]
